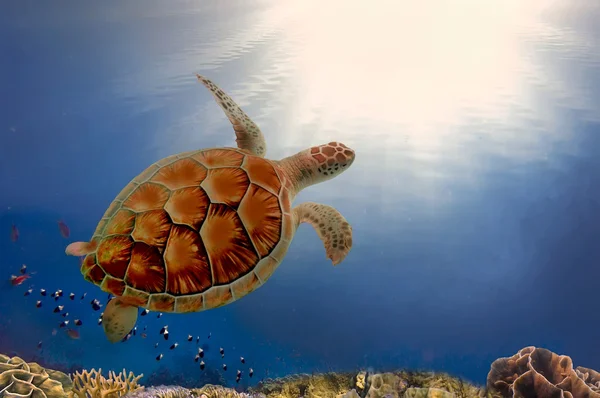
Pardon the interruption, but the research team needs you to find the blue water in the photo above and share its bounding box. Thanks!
[1,0,600,389]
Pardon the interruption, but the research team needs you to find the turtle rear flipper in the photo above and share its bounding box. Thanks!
[103,297,138,343]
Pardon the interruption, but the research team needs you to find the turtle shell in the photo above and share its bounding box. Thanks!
[80,148,294,313]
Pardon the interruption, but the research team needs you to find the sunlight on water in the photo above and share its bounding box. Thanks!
[138,0,597,167]
[276,0,534,132]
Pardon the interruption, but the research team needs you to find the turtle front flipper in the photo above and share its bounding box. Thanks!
[196,74,267,157]
[103,297,138,343]
[65,241,97,256]
[293,202,353,266]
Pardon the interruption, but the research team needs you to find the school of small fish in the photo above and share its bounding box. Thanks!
[7,221,259,383]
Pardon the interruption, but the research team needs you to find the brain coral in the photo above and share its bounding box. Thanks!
[0,353,72,398]
[487,346,600,398]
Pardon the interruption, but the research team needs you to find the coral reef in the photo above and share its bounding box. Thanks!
[7,345,600,398]
[69,368,144,398]
[248,370,483,398]
[486,346,600,398]
[0,353,72,398]
[403,388,455,398]
[123,384,263,398]
[144,353,225,388]
[575,367,600,392]
[191,384,252,397]
[248,372,354,397]
[124,385,193,398]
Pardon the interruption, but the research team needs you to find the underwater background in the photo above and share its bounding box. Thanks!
[1,0,599,392]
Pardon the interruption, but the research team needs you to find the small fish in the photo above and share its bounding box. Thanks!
[194,354,200,362]
[36,300,42,308]
[240,357,245,364]
[198,348,204,358]
[66,328,80,339]
[122,333,132,342]
[58,220,70,238]
[196,336,200,344]
[156,312,163,319]
[208,332,211,339]
[74,319,82,326]
[220,347,224,358]
[200,361,205,370]
[163,330,169,340]
[187,335,193,342]
[50,291,56,298]
[59,320,69,328]
[236,376,241,383]
[170,343,178,350]
[140,309,149,316]
[143,325,147,331]
[156,353,163,361]
[237,370,241,377]
[62,312,69,318]
[141,333,147,339]
[10,224,19,242]
[154,342,159,348]
[20,264,27,274]
[249,368,254,377]
[97,317,103,325]
[37,341,42,349]
[91,299,102,311]
[132,326,137,336]
[56,289,63,297]
[53,305,64,313]
[80,293,87,300]
[159,326,168,335]
[69,293,75,300]
[40,289,47,296]
[222,364,227,371]
[24,288,32,296]
[10,274,31,286]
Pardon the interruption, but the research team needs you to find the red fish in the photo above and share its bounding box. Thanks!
[10,224,18,242]
[10,273,32,286]
[66,328,80,339]
[58,220,70,238]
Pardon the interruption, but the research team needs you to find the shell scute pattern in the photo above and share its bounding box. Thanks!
[82,148,292,312]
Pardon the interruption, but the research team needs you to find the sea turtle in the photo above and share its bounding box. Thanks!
[65,74,355,343]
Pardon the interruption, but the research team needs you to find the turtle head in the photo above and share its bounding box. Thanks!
[308,142,355,180]
[279,141,355,195]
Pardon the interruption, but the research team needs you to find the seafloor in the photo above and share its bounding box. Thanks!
[1,346,598,398]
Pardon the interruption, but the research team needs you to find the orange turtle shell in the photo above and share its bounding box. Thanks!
[80,148,294,313]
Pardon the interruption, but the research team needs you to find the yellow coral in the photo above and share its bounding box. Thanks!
[68,368,143,398]
[0,353,71,398]
[355,372,366,390]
